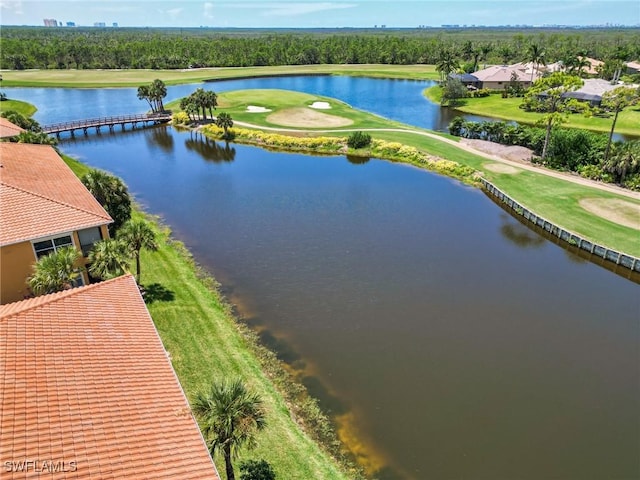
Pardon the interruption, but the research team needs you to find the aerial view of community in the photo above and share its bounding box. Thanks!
[0,0,638,479]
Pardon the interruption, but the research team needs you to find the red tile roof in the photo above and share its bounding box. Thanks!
[0,275,220,479]
[0,143,112,246]
[0,117,25,138]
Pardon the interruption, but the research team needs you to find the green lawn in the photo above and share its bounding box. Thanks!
[423,86,640,136]
[0,98,37,116]
[169,89,408,131]
[1,64,439,88]
[61,154,353,480]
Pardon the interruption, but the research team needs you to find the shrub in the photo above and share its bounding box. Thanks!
[240,460,276,480]
[172,111,190,125]
[347,131,372,149]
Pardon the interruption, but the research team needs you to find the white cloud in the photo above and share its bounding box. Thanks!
[0,0,23,14]
[226,2,357,17]
[158,7,184,18]
[204,2,214,19]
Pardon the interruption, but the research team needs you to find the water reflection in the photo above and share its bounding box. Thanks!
[185,131,236,163]
[500,215,546,248]
[147,126,175,153]
[347,154,370,165]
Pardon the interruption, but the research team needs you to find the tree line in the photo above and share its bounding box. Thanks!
[1,26,638,70]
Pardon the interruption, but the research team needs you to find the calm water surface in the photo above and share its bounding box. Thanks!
[60,127,640,480]
[9,76,495,130]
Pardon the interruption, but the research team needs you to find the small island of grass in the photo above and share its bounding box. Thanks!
[0,98,37,117]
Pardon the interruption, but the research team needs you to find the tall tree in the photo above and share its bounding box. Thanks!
[601,86,640,164]
[602,140,640,184]
[87,238,131,280]
[28,246,82,296]
[137,85,154,112]
[117,219,158,283]
[525,72,584,160]
[81,169,132,235]
[526,43,546,82]
[193,379,267,480]
[215,112,234,139]
[150,78,167,112]
[435,48,460,82]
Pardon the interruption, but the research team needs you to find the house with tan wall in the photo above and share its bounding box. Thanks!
[471,64,539,90]
[0,143,112,303]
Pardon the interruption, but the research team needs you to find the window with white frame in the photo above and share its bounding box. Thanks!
[32,234,74,259]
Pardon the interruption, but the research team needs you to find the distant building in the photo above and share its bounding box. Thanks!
[94,22,106,27]
[43,18,57,27]
[66,21,76,27]
[112,22,118,27]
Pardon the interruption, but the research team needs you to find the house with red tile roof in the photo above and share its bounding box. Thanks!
[0,274,221,479]
[0,143,112,303]
[0,117,25,139]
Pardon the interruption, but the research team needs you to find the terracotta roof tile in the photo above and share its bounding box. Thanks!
[0,275,220,479]
[0,143,112,246]
[0,118,25,138]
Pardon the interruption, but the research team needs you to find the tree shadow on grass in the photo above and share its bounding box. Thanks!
[142,282,175,304]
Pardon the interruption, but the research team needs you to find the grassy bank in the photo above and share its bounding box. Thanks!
[61,155,356,480]
[423,85,640,136]
[0,98,37,116]
[2,64,438,88]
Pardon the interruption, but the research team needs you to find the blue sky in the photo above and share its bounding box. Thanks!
[1,0,639,28]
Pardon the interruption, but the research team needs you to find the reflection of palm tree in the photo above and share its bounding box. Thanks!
[193,379,267,480]
[149,126,175,153]
[29,246,82,295]
[185,133,236,163]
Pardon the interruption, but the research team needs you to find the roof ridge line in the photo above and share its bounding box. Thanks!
[0,181,112,222]
[0,275,134,319]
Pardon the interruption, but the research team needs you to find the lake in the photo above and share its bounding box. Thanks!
[8,75,639,478]
[57,123,640,480]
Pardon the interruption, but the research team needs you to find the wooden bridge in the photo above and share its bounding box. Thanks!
[43,113,172,136]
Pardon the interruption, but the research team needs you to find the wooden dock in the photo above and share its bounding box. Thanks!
[43,113,172,136]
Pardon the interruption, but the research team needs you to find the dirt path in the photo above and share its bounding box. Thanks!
[232,120,640,201]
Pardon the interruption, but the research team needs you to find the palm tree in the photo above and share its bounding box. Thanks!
[87,238,131,280]
[28,246,82,296]
[215,112,234,139]
[526,72,583,160]
[193,379,267,480]
[81,169,132,234]
[602,141,640,184]
[137,85,154,112]
[601,86,640,164]
[435,48,460,82]
[527,43,546,83]
[117,219,158,283]
[150,79,167,112]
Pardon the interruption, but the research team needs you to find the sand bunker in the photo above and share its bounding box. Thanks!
[266,107,353,128]
[462,138,535,163]
[579,198,640,230]
[309,101,331,110]
[246,105,272,113]
[483,162,521,174]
